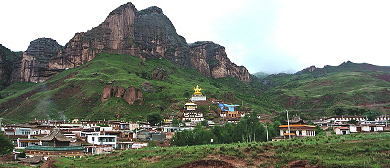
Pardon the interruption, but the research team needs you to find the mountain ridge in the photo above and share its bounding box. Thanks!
[9,2,249,84]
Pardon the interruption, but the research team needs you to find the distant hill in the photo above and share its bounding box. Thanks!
[253,72,270,79]
[261,61,390,118]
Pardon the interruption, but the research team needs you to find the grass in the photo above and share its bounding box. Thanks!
[52,132,390,168]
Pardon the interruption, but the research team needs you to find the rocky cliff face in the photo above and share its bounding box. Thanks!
[15,2,249,83]
[11,38,62,83]
[48,3,190,70]
[190,41,250,82]
[101,85,143,105]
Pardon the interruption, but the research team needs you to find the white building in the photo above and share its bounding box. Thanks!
[182,102,204,122]
[334,127,350,135]
[86,135,117,148]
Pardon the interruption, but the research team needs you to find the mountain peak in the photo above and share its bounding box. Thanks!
[140,6,163,15]
[109,2,138,16]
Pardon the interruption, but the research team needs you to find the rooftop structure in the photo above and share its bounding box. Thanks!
[191,85,206,102]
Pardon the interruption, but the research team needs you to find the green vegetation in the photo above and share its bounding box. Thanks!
[0,132,14,155]
[171,112,278,146]
[147,112,164,126]
[53,133,390,167]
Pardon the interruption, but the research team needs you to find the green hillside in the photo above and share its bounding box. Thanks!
[261,62,390,118]
[0,53,267,124]
[1,53,390,124]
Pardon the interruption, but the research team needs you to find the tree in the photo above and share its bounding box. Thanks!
[171,117,182,127]
[147,112,163,126]
[0,132,14,155]
[200,120,209,127]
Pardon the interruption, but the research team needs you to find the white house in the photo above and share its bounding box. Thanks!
[334,127,350,135]
[86,135,117,148]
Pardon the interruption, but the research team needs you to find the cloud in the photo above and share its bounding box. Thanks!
[272,0,390,68]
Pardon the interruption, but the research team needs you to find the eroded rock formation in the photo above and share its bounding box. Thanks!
[101,85,143,105]
[123,86,143,105]
[113,86,125,98]
[101,85,113,102]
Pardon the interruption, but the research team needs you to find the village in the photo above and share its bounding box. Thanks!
[1,85,390,165]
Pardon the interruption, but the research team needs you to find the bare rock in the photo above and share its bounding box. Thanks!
[151,68,168,80]
[114,86,125,98]
[101,85,113,102]
[11,38,62,83]
[142,81,155,93]
[189,41,250,82]
[123,86,143,105]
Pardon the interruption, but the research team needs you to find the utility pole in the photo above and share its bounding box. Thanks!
[264,125,269,142]
[0,118,3,133]
[286,110,291,139]
[0,118,3,131]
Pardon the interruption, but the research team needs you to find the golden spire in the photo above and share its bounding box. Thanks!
[193,85,202,95]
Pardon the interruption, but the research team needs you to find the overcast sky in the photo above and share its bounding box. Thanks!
[1,0,390,74]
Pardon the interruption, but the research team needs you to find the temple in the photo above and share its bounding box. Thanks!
[273,115,316,141]
[190,85,206,102]
[182,102,204,123]
[25,129,84,157]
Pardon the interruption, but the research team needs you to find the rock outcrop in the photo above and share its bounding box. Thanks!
[13,2,250,83]
[11,38,62,83]
[101,85,143,105]
[141,81,155,93]
[123,86,143,105]
[190,41,250,82]
[151,68,168,81]
[113,86,125,98]
[101,85,113,102]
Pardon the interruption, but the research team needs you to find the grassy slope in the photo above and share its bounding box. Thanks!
[0,53,266,123]
[261,65,390,117]
[53,133,390,168]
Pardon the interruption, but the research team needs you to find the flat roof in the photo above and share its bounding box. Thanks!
[279,125,316,128]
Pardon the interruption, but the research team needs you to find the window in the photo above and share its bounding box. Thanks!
[21,130,30,135]
[20,142,29,147]
[92,137,95,142]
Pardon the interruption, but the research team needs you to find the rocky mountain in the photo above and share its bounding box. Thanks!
[11,38,62,83]
[11,2,249,83]
[189,41,250,82]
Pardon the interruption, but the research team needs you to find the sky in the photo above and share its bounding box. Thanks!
[1,0,390,74]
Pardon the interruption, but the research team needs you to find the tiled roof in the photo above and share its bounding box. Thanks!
[25,146,84,151]
[37,128,75,142]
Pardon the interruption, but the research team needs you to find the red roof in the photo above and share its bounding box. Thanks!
[283,133,296,136]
